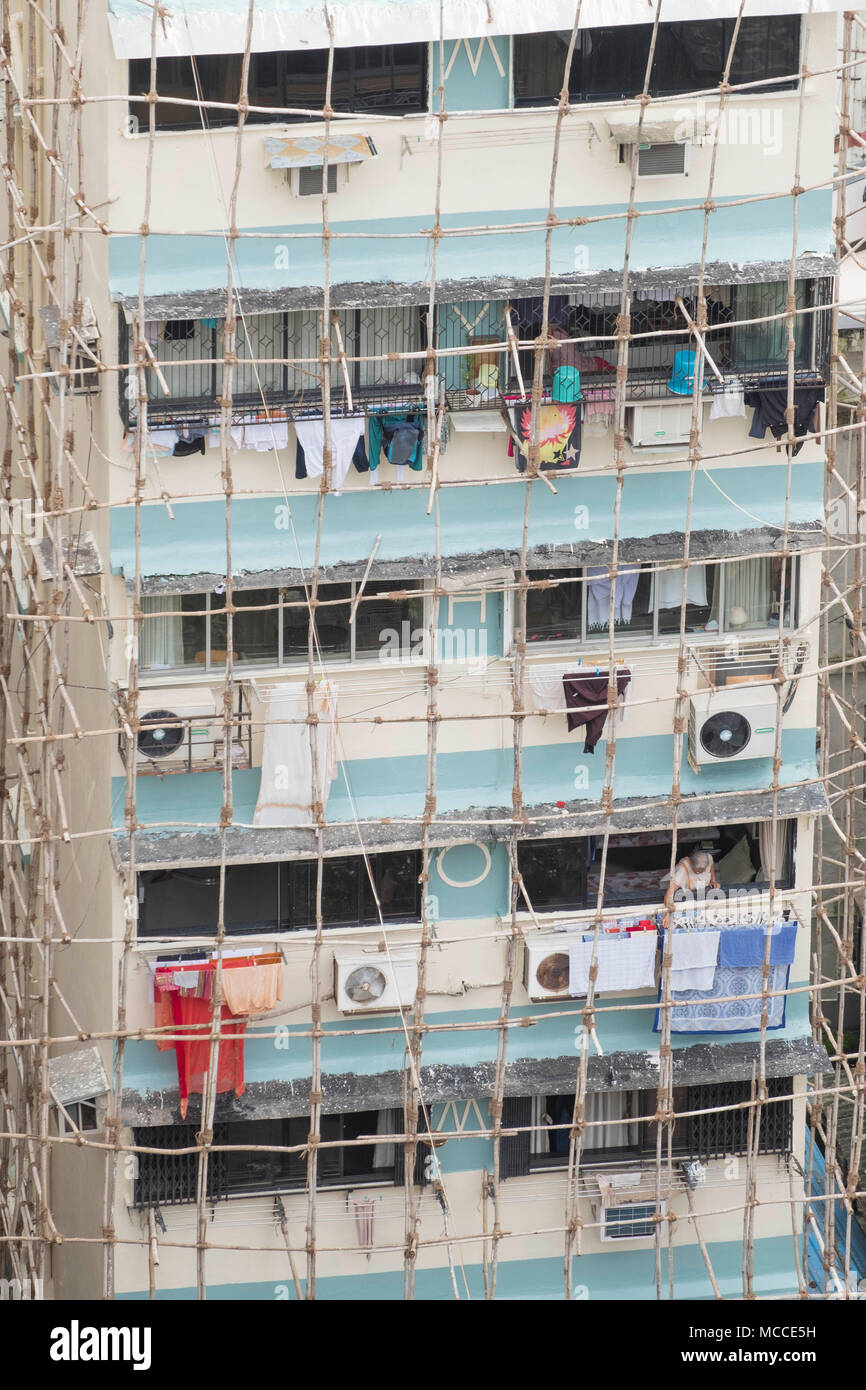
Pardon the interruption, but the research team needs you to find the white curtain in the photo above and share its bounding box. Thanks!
[253,680,338,826]
[758,820,791,882]
[585,1090,639,1150]
[140,594,182,669]
[723,558,773,629]
[373,1107,396,1170]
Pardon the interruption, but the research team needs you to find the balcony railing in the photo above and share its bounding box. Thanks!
[120,278,832,429]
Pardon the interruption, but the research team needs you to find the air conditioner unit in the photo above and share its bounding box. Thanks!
[688,687,778,768]
[620,141,688,177]
[627,400,700,448]
[594,1171,666,1242]
[524,932,587,1002]
[136,686,219,768]
[334,947,419,1015]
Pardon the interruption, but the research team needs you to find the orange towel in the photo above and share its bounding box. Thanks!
[221,963,284,1016]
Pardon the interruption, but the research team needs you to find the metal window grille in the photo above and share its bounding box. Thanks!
[132,1123,229,1208]
[687,1077,793,1160]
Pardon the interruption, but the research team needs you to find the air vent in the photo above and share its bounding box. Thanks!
[636,142,687,177]
[296,164,338,196]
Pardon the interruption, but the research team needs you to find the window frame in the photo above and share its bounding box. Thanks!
[136,849,424,939]
[512,17,802,109]
[139,579,430,675]
[127,43,430,133]
[517,556,799,654]
[516,820,796,916]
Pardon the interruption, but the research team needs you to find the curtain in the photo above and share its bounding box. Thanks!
[585,1090,639,1149]
[724,557,773,629]
[373,1107,396,1170]
[758,820,791,882]
[140,594,183,668]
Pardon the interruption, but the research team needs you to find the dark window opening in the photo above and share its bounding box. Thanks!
[514,17,801,107]
[132,1108,425,1205]
[517,821,795,913]
[129,44,428,131]
[137,850,423,938]
[500,1077,794,1178]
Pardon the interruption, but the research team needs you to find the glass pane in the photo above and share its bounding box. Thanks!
[526,568,581,643]
[233,588,279,665]
[282,583,351,659]
[361,852,420,923]
[517,840,586,912]
[321,857,360,925]
[585,565,652,636]
[724,558,777,631]
[224,1118,299,1191]
[657,563,717,635]
[140,595,183,669]
[354,581,424,656]
[180,593,207,665]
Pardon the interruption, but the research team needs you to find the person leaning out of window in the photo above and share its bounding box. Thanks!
[662,848,719,908]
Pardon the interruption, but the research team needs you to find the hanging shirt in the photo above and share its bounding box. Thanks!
[709,378,745,419]
[586,567,641,628]
[510,401,582,472]
[562,669,631,753]
[368,412,424,473]
[293,416,366,492]
[242,420,289,452]
[744,384,823,457]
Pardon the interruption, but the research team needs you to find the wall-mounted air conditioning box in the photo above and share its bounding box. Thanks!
[334,946,419,1015]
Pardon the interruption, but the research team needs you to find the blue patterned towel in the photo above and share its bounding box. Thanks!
[654,963,790,1034]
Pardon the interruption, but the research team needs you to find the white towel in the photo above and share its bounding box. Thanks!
[253,680,338,827]
[528,665,568,714]
[709,378,745,420]
[242,420,289,452]
[294,416,365,492]
[669,929,720,991]
[568,932,658,997]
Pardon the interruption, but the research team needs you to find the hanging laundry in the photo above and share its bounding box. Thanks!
[172,428,206,457]
[242,420,290,452]
[293,417,366,492]
[568,931,658,996]
[253,680,338,826]
[296,430,368,480]
[655,962,790,1034]
[744,384,823,457]
[221,962,284,1016]
[717,921,797,968]
[368,412,424,475]
[709,378,745,420]
[510,401,582,472]
[562,669,631,753]
[586,566,641,628]
[669,929,721,991]
[153,986,245,1119]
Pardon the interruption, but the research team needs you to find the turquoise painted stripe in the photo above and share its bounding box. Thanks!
[108,190,832,298]
[110,462,824,579]
[114,1232,800,1300]
[121,983,812,1097]
[112,728,819,832]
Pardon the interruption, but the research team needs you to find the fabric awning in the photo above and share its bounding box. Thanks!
[264,132,375,169]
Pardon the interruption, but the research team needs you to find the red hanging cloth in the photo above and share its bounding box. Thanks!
[154,988,246,1120]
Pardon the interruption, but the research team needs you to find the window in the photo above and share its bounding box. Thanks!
[137,850,422,937]
[127,305,424,416]
[132,1108,423,1206]
[140,580,426,670]
[296,164,338,196]
[57,1099,99,1134]
[517,821,794,913]
[129,44,428,131]
[523,557,796,646]
[500,1077,793,1177]
[514,16,800,106]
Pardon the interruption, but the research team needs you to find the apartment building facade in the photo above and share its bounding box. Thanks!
[8,0,852,1299]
